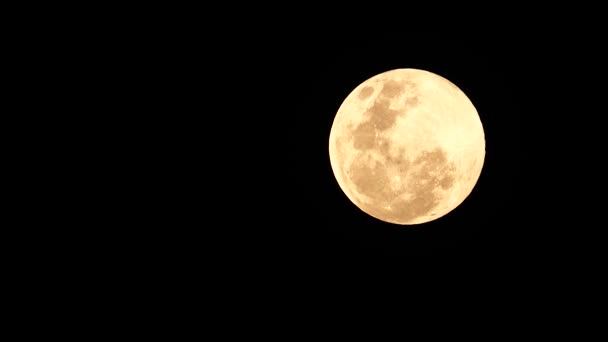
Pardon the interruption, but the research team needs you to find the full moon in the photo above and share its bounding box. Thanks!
[329,68,485,225]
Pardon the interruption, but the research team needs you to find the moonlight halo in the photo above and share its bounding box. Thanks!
[328,68,485,225]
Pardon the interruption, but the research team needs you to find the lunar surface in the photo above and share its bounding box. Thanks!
[328,68,485,225]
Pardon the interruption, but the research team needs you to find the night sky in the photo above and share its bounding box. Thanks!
[157,29,596,290]
[94,20,608,321]
[37,10,602,324]
[265,34,526,269]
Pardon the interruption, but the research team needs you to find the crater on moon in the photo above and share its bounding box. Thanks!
[329,68,485,225]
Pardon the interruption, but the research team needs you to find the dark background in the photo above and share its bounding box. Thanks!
[94,26,602,301]
[233,33,532,273]
[20,13,605,330]
[14,9,605,330]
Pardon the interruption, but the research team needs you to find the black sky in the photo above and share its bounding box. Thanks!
[154,29,600,291]
[30,9,605,326]
[255,34,527,267]
[79,17,608,324]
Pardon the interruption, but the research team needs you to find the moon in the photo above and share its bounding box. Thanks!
[328,68,485,225]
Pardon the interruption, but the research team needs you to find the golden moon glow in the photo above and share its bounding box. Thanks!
[329,68,485,225]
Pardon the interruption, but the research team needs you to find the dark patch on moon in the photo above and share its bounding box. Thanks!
[359,86,374,100]
[405,96,419,108]
[348,146,457,224]
[350,99,400,151]
[350,98,400,151]
[438,173,455,190]
[380,80,404,97]
[350,159,391,199]
[350,78,421,152]
[351,121,376,150]
[367,99,400,131]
